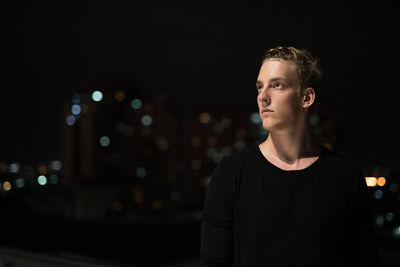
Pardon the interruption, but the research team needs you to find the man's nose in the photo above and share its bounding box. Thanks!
[258,88,271,106]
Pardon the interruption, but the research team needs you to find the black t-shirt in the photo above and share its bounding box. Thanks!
[200,144,381,267]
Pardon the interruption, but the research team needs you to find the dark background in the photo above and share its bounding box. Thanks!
[0,1,399,266]
[1,0,398,164]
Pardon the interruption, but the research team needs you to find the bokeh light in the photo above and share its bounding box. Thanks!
[191,136,202,147]
[72,93,81,104]
[365,177,377,187]
[250,112,261,124]
[71,104,81,115]
[49,174,59,184]
[15,178,25,188]
[3,181,12,191]
[37,175,47,185]
[377,177,386,187]
[92,90,103,102]
[66,115,76,126]
[157,139,169,151]
[114,90,125,102]
[309,114,320,126]
[99,136,111,147]
[136,167,147,178]
[51,160,62,171]
[130,98,142,110]
[393,226,400,238]
[141,115,153,126]
[199,112,211,124]
[38,165,47,175]
[9,163,20,173]
[374,189,383,199]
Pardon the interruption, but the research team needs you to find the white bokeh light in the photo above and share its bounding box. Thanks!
[92,90,103,102]
[99,136,110,147]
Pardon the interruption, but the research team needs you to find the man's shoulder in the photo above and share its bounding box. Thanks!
[320,145,360,172]
[219,143,259,169]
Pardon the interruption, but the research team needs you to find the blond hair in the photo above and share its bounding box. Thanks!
[262,46,322,92]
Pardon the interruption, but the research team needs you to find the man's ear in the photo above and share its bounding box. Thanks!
[303,87,315,108]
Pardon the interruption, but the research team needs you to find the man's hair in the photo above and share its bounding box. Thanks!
[262,46,322,93]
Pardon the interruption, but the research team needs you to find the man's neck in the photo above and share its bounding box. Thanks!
[259,127,320,170]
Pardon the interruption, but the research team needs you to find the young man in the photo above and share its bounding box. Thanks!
[200,46,381,266]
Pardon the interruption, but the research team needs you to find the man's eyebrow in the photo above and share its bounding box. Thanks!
[269,77,288,82]
[256,77,288,84]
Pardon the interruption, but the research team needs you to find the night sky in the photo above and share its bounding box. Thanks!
[0,1,398,166]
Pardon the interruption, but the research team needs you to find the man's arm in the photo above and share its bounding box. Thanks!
[200,161,234,267]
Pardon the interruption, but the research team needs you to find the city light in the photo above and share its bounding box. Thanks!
[213,123,224,134]
[133,186,144,204]
[191,136,202,147]
[9,163,20,173]
[37,175,47,185]
[250,112,261,124]
[199,112,211,124]
[234,139,245,150]
[151,200,163,210]
[141,115,153,126]
[99,136,111,147]
[192,159,202,170]
[130,98,142,110]
[66,115,76,126]
[15,178,25,188]
[157,139,169,151]
[365,177,377,187]
[92,90,103,102]
[376,215,385,227]
[377,177,386,186]
[114,90,125,102]
[71,104,81,115]
[393,226,400,238]
[374,190,383,199]
[386,212,395,222]
[2,181,12,191]
[309,114,320,126]
[136,167,147,178]
[49,174,59,184]
[221,117,232,128]
[51,160,62,171]
[72,93,81,104]
[365,176,386,187]
[38,165,47,175]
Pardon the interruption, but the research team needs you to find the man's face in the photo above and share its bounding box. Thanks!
[256,59,304,132]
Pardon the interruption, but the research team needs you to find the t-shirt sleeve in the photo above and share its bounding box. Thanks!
[200,159,234,267]
[353,168,382,267]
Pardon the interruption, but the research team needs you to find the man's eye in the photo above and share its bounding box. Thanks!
[274,82,282,88]
[256,85,263,90]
